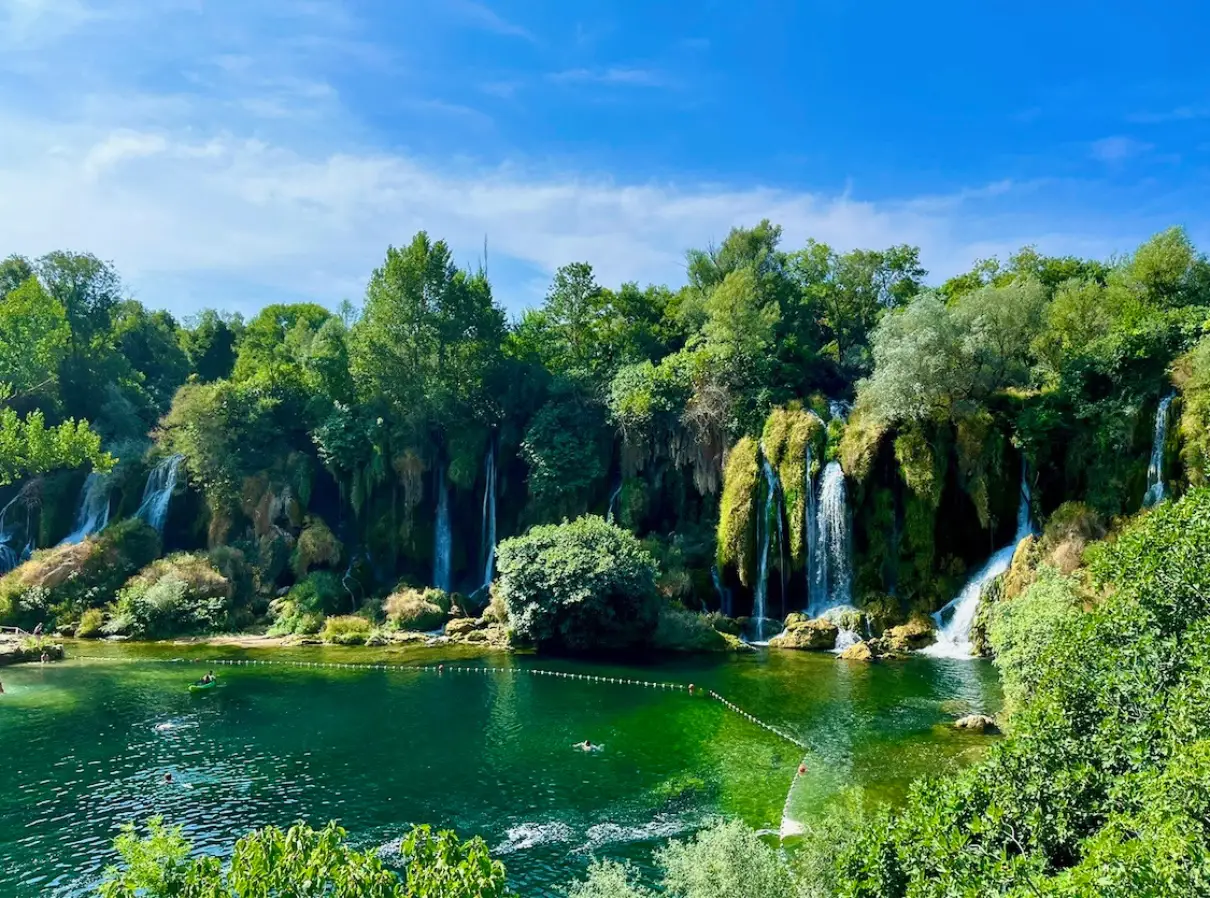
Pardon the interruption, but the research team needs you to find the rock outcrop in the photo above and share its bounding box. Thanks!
[953,714,1000,734]
[769,617,838,651]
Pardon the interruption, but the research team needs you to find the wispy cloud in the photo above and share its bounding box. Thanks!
[1090,136,1153,164]
[1128,105,1210,124]
[445,0,536,43]
[0,105,1141,315]
[548,67,669,88]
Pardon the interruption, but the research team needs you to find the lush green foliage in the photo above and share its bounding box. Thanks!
[320,614,373,645]
[495,515,659,651]
[97,818,507,898]
[384,586,451,631]
[105,553,233,639]
[832,489,1210,896]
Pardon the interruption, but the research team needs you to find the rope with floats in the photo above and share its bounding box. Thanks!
[71,654,810,752]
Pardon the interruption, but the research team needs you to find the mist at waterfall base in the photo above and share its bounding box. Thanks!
[1143,393,1176,508]
[923,467,1036,660]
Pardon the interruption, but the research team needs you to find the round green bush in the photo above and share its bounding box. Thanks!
[495,515,659,652]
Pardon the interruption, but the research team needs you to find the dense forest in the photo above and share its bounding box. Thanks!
[1,223,1208,641]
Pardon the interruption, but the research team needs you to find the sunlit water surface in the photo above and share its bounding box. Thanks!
[0,642,1000,895]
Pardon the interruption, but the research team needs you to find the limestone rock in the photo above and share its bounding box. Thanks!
[768,617,838,651]
[954,714,1000,734]
[444,617,482,638]
[884,617,936,653]
[838,641,875,662]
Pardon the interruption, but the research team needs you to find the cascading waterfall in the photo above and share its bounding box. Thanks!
[480,443,498,590]
[60,472,112,545]
[1143,393,1176,508]
[804,444,825,615]
[751,453,780,642]
[925,462,1036,659]
[433,464,453,594]
[606,475,622,524]
[136,455,183,535]
[0,495,21,573]
[711,565,732,616]
[815,461,852,615]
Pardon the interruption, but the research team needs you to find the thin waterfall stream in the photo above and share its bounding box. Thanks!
[1143,392,1176,507]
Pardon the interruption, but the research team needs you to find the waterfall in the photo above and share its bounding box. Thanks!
[433,464,453,593]
[805,444,825,615]
[606,476,622,524]
[136,455,183,535]
[751,454,780,642]
[480,443,498,590]
[1143,393,1176,508]
[814,461,852,616]
[0,495,21,572]
[60,472,111,545]
[925,462,1036,659]
[711,565,732,616]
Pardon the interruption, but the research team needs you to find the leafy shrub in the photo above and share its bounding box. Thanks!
[568,860,653,898]
[98,818,508,898]
[105,553,232,639]
[834,489,1210,895]
[495,515,659,652]
[652,608,731,652]
[0,518,160,628]
[268,570,346,636]
[384,587,449,632]
[1039,501,1106,573]
[291,516,342,578]
[76,607,104,638]
[320,614,372,645]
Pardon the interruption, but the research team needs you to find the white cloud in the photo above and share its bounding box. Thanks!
[1090,136,1153,164]
[0,109,1138,316]
[548,67,669,88]
[444,0,536,42]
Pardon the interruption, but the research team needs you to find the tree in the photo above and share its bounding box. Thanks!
[0,276,70,404]
[180,309,242,382]
[0,397,112,486]
[495,515,660,651]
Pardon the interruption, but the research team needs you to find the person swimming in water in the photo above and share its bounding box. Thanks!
[163,773,173,784]
[574,740,601,752]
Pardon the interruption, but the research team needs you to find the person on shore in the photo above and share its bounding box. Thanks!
[40,652,49,664]
[0,681,4,694]
[32,622,42,636]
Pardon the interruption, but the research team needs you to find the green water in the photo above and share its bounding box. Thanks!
[0,643,1000,896]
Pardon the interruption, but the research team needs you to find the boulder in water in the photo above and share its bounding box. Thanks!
[784,612,809,628]
[838,641,876,662]
[769,617,838,651]
[953,714,1000,734]
[884,617,936,653]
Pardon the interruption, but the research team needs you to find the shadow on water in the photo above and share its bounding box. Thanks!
[0,642,1000,896]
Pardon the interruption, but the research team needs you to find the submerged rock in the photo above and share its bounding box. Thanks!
[954,714,1000,734]
[768,617,838,651]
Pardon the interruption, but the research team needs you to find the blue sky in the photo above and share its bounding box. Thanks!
[0,0,1207,318]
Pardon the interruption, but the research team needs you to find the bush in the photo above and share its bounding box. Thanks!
[76,607,105,638]
[291,516,343,578]
[320,614,372,645]
[1039,501,1106,574]
[384,587,449,632]
[495,515,659,652]
[834,489,1210,895]
[0,518,160,628]
[268,571,345,635]
[652,608,732,652]
[98,819,508,898]
[105,553,233,639]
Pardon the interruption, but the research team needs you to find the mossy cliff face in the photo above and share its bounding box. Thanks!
[715,438,760,587]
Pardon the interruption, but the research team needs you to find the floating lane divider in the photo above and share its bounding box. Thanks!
[72,655,808,752]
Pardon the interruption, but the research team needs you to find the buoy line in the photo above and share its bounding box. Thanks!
[72,654,809,752]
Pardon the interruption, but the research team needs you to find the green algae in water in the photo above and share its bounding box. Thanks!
[0,645,999,896]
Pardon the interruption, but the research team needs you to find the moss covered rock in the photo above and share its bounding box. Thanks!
[838,641,876,662]
[769,617,838,651]
[653,608,752,653]
[883,617,936,653]
[383,587,450,632]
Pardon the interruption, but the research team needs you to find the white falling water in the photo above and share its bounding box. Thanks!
[711,565,732,616]
[814,461,852,616]
[804,444,826,616]
[0,494,21,572]
[480,443,498,590]
[136,455,183,534]
[1143,393,1175,508]
[925,463,1036,659]
[433,464,453,593]
[751,454,780,642]
[60,472,111,545]
[606,476,622,524]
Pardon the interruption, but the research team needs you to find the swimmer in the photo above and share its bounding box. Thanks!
[574,740,601,752]
[154,722,175,732]
[163,773,173,784]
